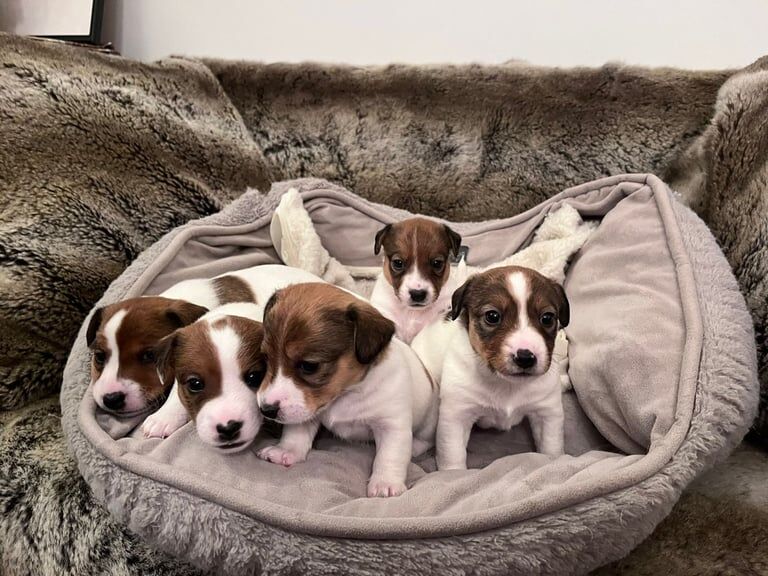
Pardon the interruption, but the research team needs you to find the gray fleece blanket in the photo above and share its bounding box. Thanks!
[0,31,765,576]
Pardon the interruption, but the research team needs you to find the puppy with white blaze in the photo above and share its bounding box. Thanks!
[434,265,570,470]
[256,282,438,497]
[85,264,321,423]
[151,303,266,452]
[370,217,462,344]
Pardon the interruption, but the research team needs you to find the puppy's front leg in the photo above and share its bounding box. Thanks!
[257,420,320,467]
[367,422,412,498]
[528,408,565,457]
[141,382,190,438]
[435,406,475,470]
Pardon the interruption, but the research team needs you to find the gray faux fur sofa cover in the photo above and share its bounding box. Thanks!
[0,32,766,575]
[62,176,758,575]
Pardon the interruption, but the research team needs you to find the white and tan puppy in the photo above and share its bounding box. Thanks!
[147,303,266,451]
[433,265,570,470]
[86,265,321,418]
[256,282,438,497]
[370,217,462,344]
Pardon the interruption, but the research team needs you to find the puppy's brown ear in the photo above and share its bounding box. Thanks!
[374,224,392,255]
[166,300,208,329]
[86,307,104,347]
[443,225,462,257]
[450,277,474,321]
[346,303,395,364]
[262,291,280,324]
[552,283,570,328]
[154,332,178,387]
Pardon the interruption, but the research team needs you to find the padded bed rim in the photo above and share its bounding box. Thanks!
[68,174,703,539]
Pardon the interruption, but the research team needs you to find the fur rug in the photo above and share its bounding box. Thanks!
[0,34,270,410]
[0,32,766,575]
[207,59,729,222]
[671,56,768,444]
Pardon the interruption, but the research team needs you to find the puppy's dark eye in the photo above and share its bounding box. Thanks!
[297,361,320,376]
[540,312,556,328]
[430,258,445,273]
[93,350,106,368]
[390,258,405,273]
[185,376,205,393]
[244,370,264,389]
[139,349,156,364]
[484,310,501,325]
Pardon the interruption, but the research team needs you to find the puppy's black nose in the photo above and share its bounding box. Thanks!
[513,349,537,369]
[409,289,428,303]
[260,403,280,419]
[216,420,243,441]
[102,391,126,411]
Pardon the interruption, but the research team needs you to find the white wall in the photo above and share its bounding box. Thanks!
[102,0,768,69]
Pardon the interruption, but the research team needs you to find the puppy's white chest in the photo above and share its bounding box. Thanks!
[321,394,374,442]
[476,405,526,430]
[395,308,433,344]
[328,420,373,442]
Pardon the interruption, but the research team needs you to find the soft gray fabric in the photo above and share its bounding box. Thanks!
[0,33,271,411]
[60,175,757,574]
[566,188,686,454]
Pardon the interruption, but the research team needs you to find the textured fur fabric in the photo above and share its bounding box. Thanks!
[0,34,270,410]
[206,59,729,221]
[0,31,765,576]
[0,397,203,576]
[671,56,768,444]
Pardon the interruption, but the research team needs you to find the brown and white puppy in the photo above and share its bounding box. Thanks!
[149,303,266,451]
[86,297,208,416]
[429,265,570,470]
[86,265,322,418]
[256,282,438,497]
[370,217,462,344]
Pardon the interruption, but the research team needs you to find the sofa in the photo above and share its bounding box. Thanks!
[1,33,766,575]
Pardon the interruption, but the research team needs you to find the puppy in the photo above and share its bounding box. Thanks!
[256,282,438,497]
[86,297,208,417]
[370,217,462,344]
[86,265,321,418]
[434,265,570,470]
[150,303,266,451]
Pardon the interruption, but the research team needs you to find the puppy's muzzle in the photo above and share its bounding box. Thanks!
[102,391,126,411]
[512,349,537,370]
[408,289,428,305]
[260,403,280,420]
[216,419,243,442]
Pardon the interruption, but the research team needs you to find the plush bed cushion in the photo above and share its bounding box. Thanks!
[62,174,719,540]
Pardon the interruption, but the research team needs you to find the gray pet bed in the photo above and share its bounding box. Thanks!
[62,174,758,576]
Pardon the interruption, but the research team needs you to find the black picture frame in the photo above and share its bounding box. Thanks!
[40,0,104,45]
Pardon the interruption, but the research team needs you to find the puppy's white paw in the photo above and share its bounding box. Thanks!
[257,445,305,467]
[367,477,407,498]
[142,410,188,439]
